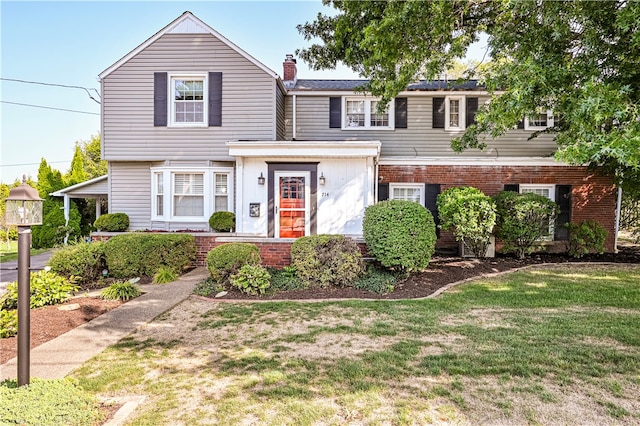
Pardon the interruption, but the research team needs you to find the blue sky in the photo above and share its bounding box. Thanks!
[0,1,488,184]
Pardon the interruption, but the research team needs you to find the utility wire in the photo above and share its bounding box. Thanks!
[1,160,70,167]
[0,100,99,116]
[0,77,101,104]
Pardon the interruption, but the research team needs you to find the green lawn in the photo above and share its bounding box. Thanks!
[72,264,640,425]
[0,240,49,263]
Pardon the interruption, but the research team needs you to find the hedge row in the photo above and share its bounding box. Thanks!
[48,233,196,282]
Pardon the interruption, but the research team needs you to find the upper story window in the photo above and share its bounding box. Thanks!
[524,110,554,130]
[433,96,477,131]
[343,97,394,130]
[170,74,208,126]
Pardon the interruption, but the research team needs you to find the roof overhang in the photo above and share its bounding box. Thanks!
[378,157,568,166]
[50,175,108,198]
[227,141,381,158]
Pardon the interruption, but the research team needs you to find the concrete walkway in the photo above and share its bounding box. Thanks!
[0,267,209,381]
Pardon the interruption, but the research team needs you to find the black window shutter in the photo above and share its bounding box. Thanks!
[554,185,572,240]
[395,97,407,129]
[504,184,520,192]
[433,97,445,128]
[466,97,478,126]
[208,72,222,127]
[425,184,441,237]
[377,183,389,201]
[517,119,525,129]
[154,72,168,127]
[329,97,342,128]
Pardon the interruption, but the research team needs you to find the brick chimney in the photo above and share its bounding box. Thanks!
[283,54,297,83]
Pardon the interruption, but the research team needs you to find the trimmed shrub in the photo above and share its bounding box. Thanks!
[101,278,141,301]
[0,270,79,310]
[209,211,235,232]
[104,233,196,278]
[93,213,129,232]
[565,220,608,258]
[230,264,271,295]
[493,191,559,259]
[206,243,261,284]
[438,186,497,258]
[291,234,365,288]
[363,200,437,273]
[47,241,106,284]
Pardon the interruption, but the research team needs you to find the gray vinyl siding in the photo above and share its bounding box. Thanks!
[108,162,152,229]
[66,179,108,196]
[275,83,286,141]
[286,94,558,157]
[102,33,276,161]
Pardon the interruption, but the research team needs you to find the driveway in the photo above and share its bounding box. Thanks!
[0,251,52,294]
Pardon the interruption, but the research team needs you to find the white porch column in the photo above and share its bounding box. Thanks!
[63,194,70,245]
[235,157,244,233]
[95,197,102,219]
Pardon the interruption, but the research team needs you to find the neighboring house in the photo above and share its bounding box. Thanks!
[96,11,619,255]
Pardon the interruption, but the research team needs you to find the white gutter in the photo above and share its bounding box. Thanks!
[614,187,622,253]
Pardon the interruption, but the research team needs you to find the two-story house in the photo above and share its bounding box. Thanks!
[92,11,619,261]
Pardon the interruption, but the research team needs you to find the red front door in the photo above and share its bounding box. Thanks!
[276,174,308,238]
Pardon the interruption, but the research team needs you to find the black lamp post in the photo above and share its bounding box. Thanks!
[5,177,43,386]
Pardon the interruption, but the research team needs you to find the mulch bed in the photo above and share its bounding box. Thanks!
[212,245,640,301]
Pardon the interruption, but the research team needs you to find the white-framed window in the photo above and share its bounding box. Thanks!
[389,183,425,204]
[520,184,555,239]
[445,96,465,131]
[151,167,233,222]
[525,110,554,130]
[173,173,204,217]
[169,74,208,127]
[343,97,394,130]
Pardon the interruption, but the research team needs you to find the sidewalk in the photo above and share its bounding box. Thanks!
[0,267,209,381]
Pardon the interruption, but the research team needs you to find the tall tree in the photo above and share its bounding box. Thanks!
[66,145,87,186]
[78,134,107,179]
[298,0,640,188]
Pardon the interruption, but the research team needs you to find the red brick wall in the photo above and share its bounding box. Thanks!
[379,164,617,252]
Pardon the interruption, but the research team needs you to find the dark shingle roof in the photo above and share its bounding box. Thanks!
[291,79,483,91]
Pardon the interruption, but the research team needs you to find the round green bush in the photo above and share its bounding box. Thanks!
[290,234,365,288]
[206,243,261,284]
[493,190,559,258]
[565,220,607,258]
[209,211,235,232]
[94,213,129,232]
[363,200,437,273]
[48,241,106,284]
[437,186,496,258]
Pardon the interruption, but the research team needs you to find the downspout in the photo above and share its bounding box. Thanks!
[292,94,297,140]
[614,186,622,253]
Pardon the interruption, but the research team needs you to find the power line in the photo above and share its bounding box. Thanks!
[1,160,70,168]
[0,101,100,116]
[0,77,101,104]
